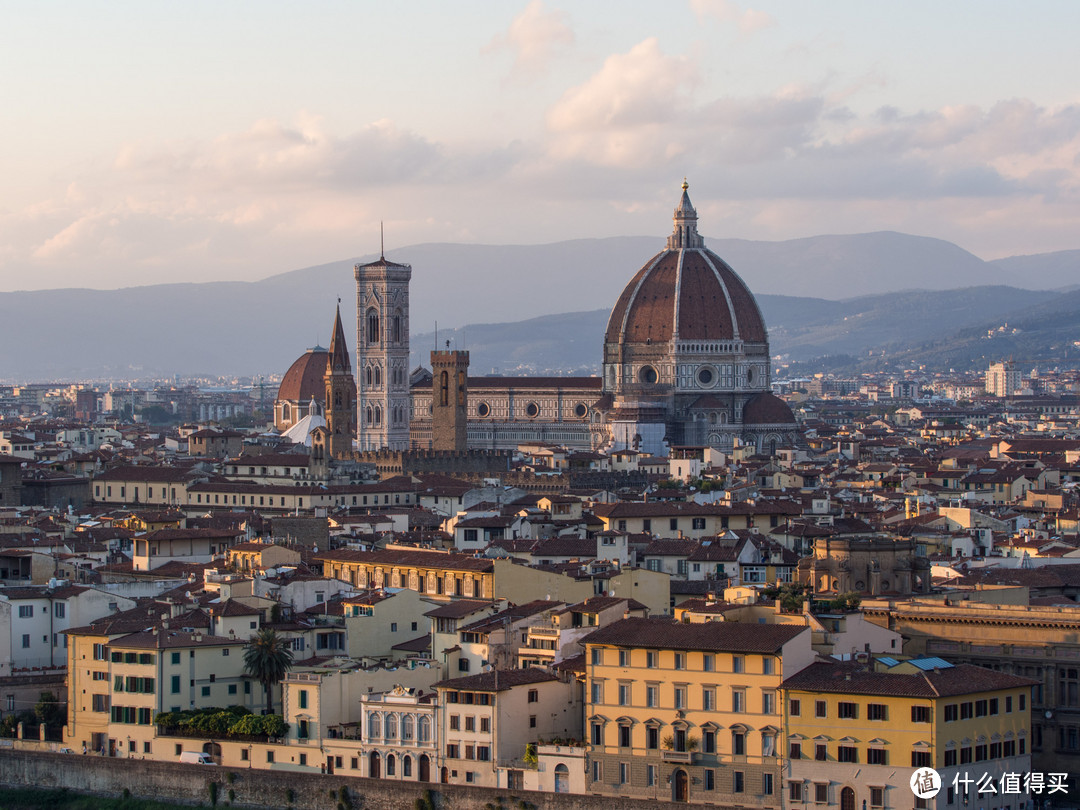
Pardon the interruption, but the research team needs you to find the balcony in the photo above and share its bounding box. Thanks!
[528,626,559,638]
[285,672,322,684]
[662,750,692,763]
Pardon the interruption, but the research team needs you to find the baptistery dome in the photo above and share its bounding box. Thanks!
[600,182,794,454]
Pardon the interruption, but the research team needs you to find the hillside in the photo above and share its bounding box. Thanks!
[1,232,1077,380]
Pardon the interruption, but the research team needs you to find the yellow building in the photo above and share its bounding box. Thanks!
[65,613,254,757]
[316,548,494,599]
[863,595,1080,785]
[782,660,1034,810]
[582,616,814,806]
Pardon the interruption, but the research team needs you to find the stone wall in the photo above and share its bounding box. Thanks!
[0,749,738,810]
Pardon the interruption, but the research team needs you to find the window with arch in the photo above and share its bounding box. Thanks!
[374,406,382,425]
[418,715,431,742]
[366,308,380,344]
[402,754,412,777]
[282,403,291,421]
[374,366,381,386]
[386,753,396,776]
[457,371,466,406]
[368,712,381,738]
[393,310,403,343]
[366,406,373,426]
[365,367,372,386]
[385,713,397,739]
[440,371,449,406]
[402,714,414,741]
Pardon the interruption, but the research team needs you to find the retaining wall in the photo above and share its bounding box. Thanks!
[0,749,731,810]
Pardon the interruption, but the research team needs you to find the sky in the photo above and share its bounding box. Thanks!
[3,0,1080,291]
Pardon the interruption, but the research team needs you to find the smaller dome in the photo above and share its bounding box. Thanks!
[277,347,328,404]
[742,392,796,425]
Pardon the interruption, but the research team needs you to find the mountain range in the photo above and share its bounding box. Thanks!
[1,232,1078,381]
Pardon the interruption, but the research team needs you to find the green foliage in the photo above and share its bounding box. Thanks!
[154,706,287,740]
[522,743,537,768]
[0,710,35,738]
[261,714,288,738]
[225,772,236,785]
[227,789,235,803]
[34,692,64,728]
[207,781,218,807]
[762,582,808,612]
[285,787,296,804]
[827,592,862,612]
[242,628,294,715]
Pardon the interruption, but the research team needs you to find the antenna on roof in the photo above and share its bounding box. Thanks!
[380,221,385,260]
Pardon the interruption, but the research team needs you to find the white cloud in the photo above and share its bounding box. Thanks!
[483,0,574,76]
[690,0,775,34]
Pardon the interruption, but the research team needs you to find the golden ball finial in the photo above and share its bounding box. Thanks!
[682,178,689,191]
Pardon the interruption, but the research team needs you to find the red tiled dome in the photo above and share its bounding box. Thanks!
[277,347,328,404]
[604,248,767,345]
[742,392,796,425]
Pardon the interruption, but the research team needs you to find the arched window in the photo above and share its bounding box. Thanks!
[386,753,396,776]
[366,406,373,426]
[418,715,431,742]
[440,371,449,407]
[402,714,414,741]
[367,308,380,344]
[366,367,372,386]
[374,406,382,425]
[374,366,381,386]
[367,712,381,739]
[282,403,290,421]
[393,310,403,343]
[385,713,397,739]
[457,371,466,406]
[402,755,412,778]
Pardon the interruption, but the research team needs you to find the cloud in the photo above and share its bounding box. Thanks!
[689,0,775,34]
[483,0,575,76]
[546,38,698,166]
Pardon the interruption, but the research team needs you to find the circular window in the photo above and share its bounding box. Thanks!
[638,366,658,384]
[525,402,539,418]
[697,367,715,387]
[477,402,490,417]
[574,403,588,418]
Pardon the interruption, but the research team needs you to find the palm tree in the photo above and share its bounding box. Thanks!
[243,628,293,715]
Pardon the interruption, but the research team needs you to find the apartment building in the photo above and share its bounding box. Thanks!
[581,617,814,806]
[782,660,1035,810]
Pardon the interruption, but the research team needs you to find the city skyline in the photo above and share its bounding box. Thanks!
[4,1,1080,292]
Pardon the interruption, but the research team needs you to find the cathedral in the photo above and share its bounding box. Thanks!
[277,183,797,457]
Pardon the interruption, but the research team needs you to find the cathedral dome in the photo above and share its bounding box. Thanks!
[604,249,767,345]
[277,346,328,404]
[604,183,767,348]
[742,392,796,425]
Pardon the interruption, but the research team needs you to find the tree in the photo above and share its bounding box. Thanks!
[34,692,64,729]
[242,629,293,715]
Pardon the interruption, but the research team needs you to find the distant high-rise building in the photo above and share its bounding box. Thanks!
[354,248,412,450]
[986,360,1020,397]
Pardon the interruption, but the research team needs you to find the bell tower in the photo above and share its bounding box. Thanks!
[324,303,356,459]
[431,348,469,452]
[355,242,412,450]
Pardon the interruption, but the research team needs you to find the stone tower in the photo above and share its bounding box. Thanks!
[431,349,469,452]
[354,248,412,450]
[324,304,356,459]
